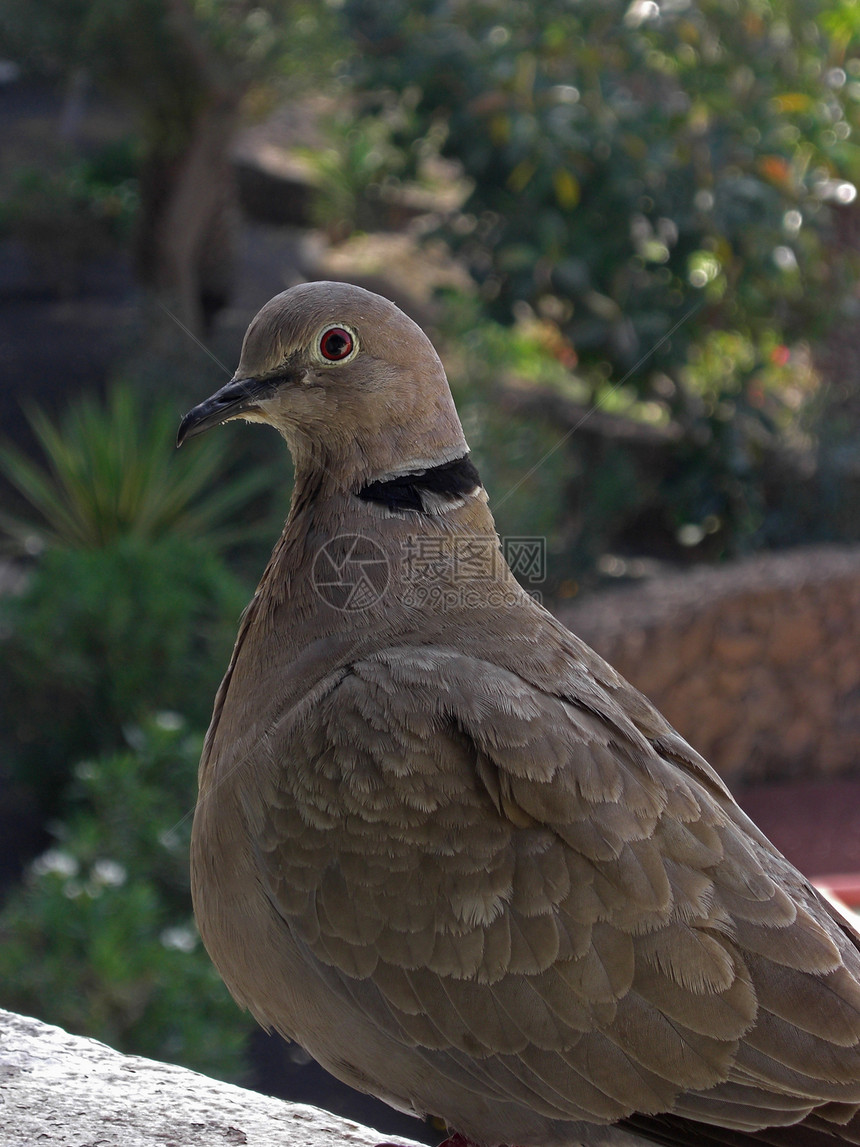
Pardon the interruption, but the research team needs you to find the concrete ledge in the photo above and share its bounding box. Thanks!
[0,1008,424,1147]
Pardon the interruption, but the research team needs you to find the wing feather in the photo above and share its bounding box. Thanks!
[244,644,860,1136]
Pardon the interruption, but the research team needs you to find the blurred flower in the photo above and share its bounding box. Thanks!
[154,711,185,732]
[91,859,127,888]
[759,155,791,184]
[31,850,78,880]
[783,210,802,233]
[773,245,798,272]
[625,0,660,28]
[160,925,198,953]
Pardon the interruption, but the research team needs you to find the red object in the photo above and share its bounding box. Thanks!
[320,327,354,360]
[813,874,860,908]
[770,344,791,366]
[736,780,860,879]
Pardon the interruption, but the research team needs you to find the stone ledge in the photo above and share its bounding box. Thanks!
[0,1008,425,1147]
[560,544,860,638]
[558,544,860,783]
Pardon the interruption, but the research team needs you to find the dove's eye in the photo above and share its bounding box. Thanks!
[319,327,355,362]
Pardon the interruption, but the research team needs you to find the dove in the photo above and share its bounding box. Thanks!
[179,281,860,1147]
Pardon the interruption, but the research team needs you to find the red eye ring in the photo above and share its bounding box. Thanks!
[319,327,354,361]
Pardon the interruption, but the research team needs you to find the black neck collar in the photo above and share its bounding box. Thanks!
[357,454,482,513]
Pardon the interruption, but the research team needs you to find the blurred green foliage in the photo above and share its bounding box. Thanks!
[0,533,248,814]
[0,0,337,117]
[0,148,139,291]
[0,715,251,1077]
[439,290,831,585]
[0,384,272,552]
[0,383,266,1084]
[301,101,412,237]
[0,385,268,813]
[342,0,860,561]
[0,0,343,328]
[344,0,859,392]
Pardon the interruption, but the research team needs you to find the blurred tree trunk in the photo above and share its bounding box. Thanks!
[134,0,248,335]
[136,93,240,335]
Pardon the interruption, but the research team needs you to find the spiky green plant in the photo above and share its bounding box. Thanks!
[0,383,275,553]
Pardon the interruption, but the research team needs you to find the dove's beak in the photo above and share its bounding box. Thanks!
[177,376,279,446]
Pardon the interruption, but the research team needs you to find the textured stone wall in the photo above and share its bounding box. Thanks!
[558,546,860,785]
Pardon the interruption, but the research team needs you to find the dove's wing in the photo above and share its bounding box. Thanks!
[245,642,860,1143]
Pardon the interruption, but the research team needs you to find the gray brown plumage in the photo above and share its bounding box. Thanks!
[179,281,860,1147]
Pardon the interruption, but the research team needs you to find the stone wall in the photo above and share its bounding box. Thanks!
[558,545,860,786]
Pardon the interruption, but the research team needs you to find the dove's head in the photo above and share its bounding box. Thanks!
[178,282,468,487]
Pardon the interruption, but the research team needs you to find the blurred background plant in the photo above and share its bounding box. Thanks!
[0,383,273,553]
[344,0,859,385]
[300,100,413,239]
[0,532,248,816]
[342,0,860,565]
[0,714,252,1077]
[0,144,139,295]
[0,0,340,331]
[0,383,278,818]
